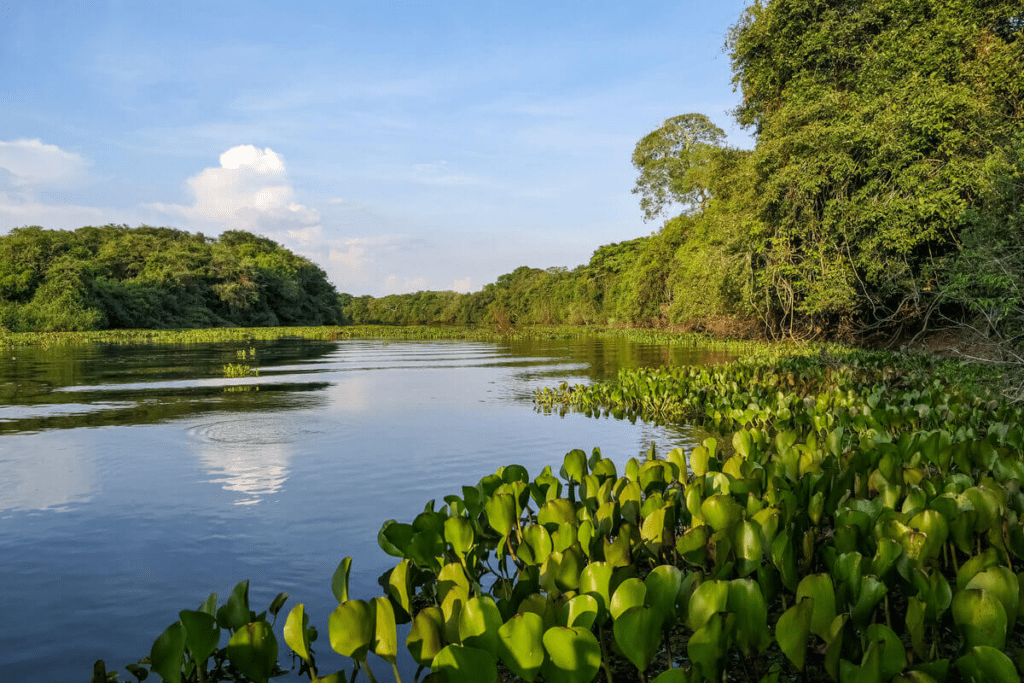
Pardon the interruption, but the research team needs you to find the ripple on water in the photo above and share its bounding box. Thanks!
[188,414,331,446]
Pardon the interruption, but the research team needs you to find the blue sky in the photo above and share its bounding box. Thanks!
[1,0,753,296]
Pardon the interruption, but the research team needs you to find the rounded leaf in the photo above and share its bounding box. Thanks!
[329,599,374,660]
[497,612,545,682]
[226,621,278,683]
[459,596,503,655]
[541,626,602,683]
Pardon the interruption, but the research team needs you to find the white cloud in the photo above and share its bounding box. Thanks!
[383,274,428,295]
[0,139,89,189]
[452,276,474,293]
[150,144,320,238]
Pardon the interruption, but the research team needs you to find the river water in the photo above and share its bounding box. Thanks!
[0,336,728,681]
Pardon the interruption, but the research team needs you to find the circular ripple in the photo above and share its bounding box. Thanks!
[189,415,326,446]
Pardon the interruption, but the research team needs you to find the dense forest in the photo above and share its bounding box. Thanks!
[0,225,345,331]
[346,0,1024,345]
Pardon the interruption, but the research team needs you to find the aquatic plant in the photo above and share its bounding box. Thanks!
[222,363,258,378]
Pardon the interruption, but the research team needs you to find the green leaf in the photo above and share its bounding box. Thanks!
[796,574,837,640]
[541,626,602,683]
[407,607,445,667]
[559,594,599,630]
[496,612,545,682]
[952,588,1007,649]
[688,612,729,683]
[776,597,812,671]
[459,596,503,655]
[444,516,475,558]
[562,449,588,483]
[614,605,663,673]
[486,493,518,537]
[645,565,684,630]
[432,644,498,683]
[687,579,728,632]
[651,670,689,683]
[197,593,218,617]
[955,646,1019,683]
[178,610,219,667]
[150,621,186,683]
[217,581,251,632]
[226,621,278,683]
[370,596,398,664]
[331,557,352,604]
[387,559,412,619]
[283,603,311,664]
[538,498,577,528]
[379,520,414,557]
[965,567,1019,630]
[610,577,647,621]
[268,592,288,619]
[328,599,374,660]
[864,623,906,681]
[580,562,614,624]
[728,579,770,653]
[522,524,554,565]
[701,494,743,531]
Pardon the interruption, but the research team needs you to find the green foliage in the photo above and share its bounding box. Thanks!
[0,225,344,332]
[727,0,1024,332]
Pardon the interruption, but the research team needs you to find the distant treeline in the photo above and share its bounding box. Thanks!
[0,226,344,331]
[339,233,687,327]
[346,0,1024,343]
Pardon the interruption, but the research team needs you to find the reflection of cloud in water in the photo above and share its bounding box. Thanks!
[0,434,95,511]
[190,416,296,505]
[324,373,370,412]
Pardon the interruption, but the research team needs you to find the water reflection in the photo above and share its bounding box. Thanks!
[0,433,96,511]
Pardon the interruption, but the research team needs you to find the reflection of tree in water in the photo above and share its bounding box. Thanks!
[0,338,340,435]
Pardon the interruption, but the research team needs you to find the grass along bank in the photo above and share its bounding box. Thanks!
[0,323,771,352]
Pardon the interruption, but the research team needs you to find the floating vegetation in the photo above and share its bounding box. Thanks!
[222,363,258,378]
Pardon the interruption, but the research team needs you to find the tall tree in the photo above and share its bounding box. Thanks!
[631,113,727,221]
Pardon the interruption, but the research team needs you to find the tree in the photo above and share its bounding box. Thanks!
[631,113,727,221]
[727,0,1024,336]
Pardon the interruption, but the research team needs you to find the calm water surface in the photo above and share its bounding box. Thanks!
[0,336,729,681]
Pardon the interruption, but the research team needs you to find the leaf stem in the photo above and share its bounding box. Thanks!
[362,658,379,683]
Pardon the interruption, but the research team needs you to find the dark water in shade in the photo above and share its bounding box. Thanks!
[0,336,730,681]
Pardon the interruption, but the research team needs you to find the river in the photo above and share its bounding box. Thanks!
[0,335,728,680]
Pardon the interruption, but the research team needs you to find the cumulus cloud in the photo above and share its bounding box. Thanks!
[0,139,89,189]
[452,276,474,293]
[150,144,321,239]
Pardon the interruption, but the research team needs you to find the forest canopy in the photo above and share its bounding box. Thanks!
[0,225,345,331]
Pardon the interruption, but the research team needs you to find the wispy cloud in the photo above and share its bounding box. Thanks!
[0,139,89,189]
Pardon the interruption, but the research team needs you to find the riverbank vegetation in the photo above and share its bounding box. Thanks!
[0,226,344,332]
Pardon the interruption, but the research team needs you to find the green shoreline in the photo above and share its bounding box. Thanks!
[0,323,774,353]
